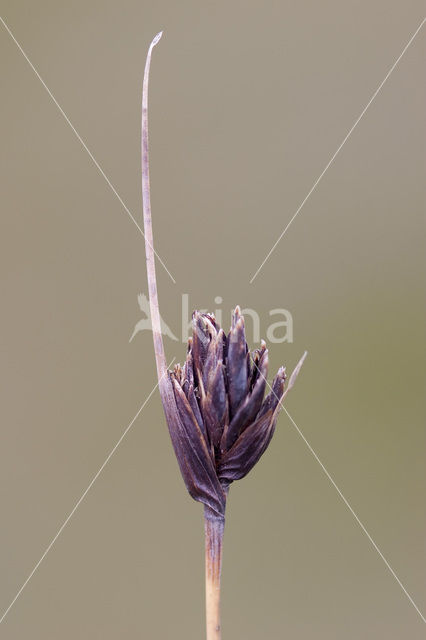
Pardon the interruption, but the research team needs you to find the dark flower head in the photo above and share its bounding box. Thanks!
[159,306,306,518]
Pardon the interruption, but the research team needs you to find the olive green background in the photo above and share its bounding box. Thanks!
[1,2,425,638]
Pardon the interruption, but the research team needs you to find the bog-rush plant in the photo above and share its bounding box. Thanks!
[141,33,306,640]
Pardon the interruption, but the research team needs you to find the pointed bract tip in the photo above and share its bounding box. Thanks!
[151,31,163,47]
[277,366,286,379]
[286,350,307,392]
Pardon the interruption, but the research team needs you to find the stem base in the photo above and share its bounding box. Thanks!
[204,508,225,640]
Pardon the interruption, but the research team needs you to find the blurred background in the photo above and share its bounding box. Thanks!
[1,1,425,638]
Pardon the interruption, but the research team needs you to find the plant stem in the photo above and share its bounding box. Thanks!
[204,507,225,640]
[142,31,228,639]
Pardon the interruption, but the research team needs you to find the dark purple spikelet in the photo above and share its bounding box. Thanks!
[159,306,305,518]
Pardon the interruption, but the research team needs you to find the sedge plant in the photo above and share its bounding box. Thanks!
[141,32,306,640]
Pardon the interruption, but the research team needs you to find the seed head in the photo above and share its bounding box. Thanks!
[140,33,306,520]
[159,306,306,517]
